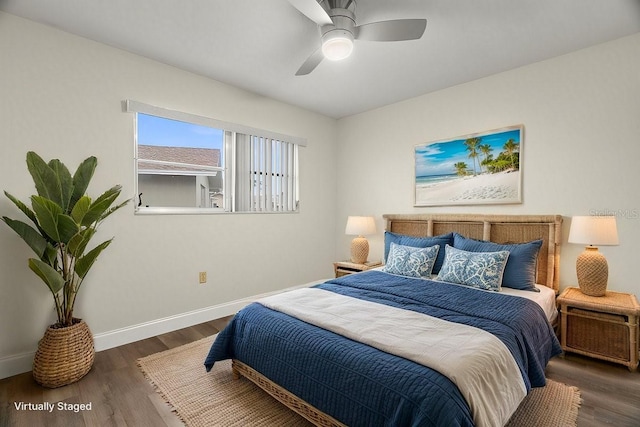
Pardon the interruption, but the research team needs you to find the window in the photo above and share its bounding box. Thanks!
[126,101,302,214]
[136,114,225,210]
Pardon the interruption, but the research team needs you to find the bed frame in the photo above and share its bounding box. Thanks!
[232,213,564,427]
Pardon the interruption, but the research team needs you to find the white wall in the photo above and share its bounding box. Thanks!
[0,12,338,376]
[336,32,640,296]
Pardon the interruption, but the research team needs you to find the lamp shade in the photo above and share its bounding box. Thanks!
[345,216,376,236]
[568,216,619,246]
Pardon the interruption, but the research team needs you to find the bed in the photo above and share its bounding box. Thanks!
[205,213,564,427]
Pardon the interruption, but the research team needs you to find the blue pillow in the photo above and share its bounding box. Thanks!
[383,243,439,278]
[436,245,509,292]
[384,231,453,274]
[452,233,543,292]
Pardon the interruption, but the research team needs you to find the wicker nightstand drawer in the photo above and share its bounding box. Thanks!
[565,307,630,361]
[558,287,640,371]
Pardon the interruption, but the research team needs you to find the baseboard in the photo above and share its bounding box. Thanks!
[92,298,247,352]
[0,279,325,380]
[0,351,36,381]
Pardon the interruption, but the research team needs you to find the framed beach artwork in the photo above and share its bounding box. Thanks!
[414,125,523,206]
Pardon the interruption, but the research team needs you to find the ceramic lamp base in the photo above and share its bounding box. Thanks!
[350,236,369,264]
[576,246,608,296]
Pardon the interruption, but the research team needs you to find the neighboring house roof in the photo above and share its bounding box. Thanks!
[138,145,221,173]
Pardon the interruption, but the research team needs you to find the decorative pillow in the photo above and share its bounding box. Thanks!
[453,233,543,292]
[436,245,509,292]
[384,232,453,274]
[383,242,439,278]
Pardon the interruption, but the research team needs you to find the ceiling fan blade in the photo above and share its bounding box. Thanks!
[295,48,324,76]
[288,0,333,26]
[355,19,427,42]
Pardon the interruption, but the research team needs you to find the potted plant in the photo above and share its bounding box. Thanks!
[2,152,129,387]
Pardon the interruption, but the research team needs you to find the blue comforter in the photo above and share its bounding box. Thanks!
[205,271,561,426]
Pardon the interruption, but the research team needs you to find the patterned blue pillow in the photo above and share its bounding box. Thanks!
[384,231,453,274]
[436,245,509,291]
[453,233,543,292]
[383,243,439,278]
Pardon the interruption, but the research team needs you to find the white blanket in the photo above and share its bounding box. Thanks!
[258,288,526,427]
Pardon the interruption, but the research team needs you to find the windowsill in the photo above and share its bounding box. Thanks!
[135,207,226,215]
[134,207,300,215]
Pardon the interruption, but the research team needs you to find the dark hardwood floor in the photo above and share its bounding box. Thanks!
[1,317,639,427]
[545,352,640,426]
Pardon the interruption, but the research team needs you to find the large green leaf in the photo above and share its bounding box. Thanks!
[1,217,48,258]
[67,227,96,258]
[70,156,97,209]
[43,244,58,266]
[75,239,112,279]
[28,258,65,295]
[30,195,63,242]
[4,191,58,247]
[4,191,39,227]
[26,196,78,245]
[26,152,64,207]
[48,159,74,212]
[56,213,80,244]
[70,195,91,224]
[98,198,130,223]
[81,185,122,226]
[4,191,57,265]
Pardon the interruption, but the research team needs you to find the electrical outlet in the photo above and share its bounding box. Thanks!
[199,271,207,284]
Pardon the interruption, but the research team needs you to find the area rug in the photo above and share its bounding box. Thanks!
[138,336,581,427]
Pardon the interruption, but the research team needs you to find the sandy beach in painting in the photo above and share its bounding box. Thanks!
[415,170,520,205]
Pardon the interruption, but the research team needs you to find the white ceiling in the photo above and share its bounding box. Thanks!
[2,0,639,119]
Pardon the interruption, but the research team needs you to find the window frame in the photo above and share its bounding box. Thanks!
[125,100,304,215]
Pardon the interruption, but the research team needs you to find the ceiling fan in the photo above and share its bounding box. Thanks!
[288,0,427,75]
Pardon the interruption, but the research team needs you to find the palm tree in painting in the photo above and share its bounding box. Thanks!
[464,137,481,175]
[454,161,468,176]
[479,144,493,172]
[481,154,495,173]
[503,139,520,169]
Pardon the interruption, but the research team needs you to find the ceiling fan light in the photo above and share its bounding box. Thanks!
[321,30,354,61]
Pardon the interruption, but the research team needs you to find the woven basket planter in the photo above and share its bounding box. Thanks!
[33,318,95,388]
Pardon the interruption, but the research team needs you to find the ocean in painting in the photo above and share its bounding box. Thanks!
[415,173,460,187]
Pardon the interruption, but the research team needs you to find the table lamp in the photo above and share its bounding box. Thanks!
[568,215,619,296]
[345,216,376,264]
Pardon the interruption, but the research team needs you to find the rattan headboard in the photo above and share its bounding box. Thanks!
[383,214,563,293]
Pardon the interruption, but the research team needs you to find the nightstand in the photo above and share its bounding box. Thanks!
[333,260,382,278]
[557,287,640,371]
